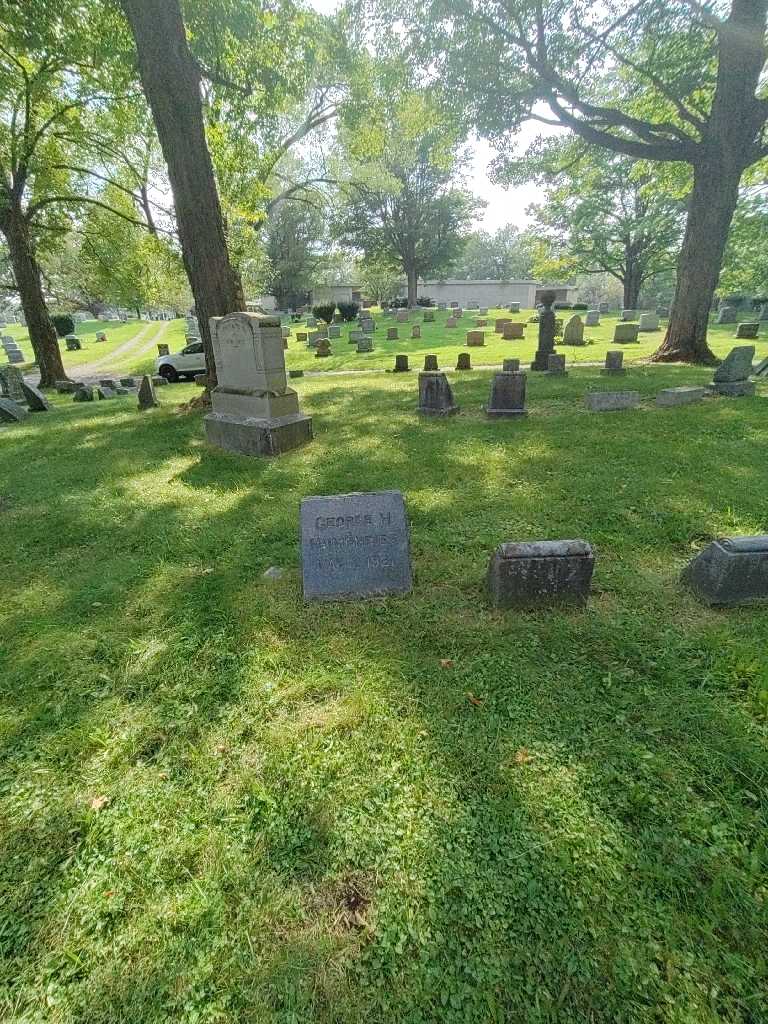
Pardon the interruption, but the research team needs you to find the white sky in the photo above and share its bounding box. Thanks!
[307,0,556,233]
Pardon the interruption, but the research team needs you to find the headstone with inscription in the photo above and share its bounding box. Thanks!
[585,310,600,326]
[204,311,313,457]
[709,345,755,396]
[601,351,626,375]
[736,322,759,339]
[503,322,525,340]
[301,490,412,601]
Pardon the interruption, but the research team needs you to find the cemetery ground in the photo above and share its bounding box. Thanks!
[2,365,767,1023]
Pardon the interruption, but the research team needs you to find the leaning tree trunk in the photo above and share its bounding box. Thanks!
[120,0,243,391]
[2,205,67,387]
[652,0,766,364]
[650,159,740,364]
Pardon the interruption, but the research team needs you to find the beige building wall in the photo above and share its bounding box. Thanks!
[420,280,539,307]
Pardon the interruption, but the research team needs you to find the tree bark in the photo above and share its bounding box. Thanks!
[623,253,642,310]
[652,160,740,364]
[2,204,67,387]
[406,265,418,306]
[120,0,243,389]
[652,0,767,363]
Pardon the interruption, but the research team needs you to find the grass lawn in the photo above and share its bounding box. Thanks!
[1,366,767,1023]
[5,319,187,378]
[283,308,768,374]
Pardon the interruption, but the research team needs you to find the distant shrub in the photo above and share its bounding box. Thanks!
[723,294,746,307]
[752,296,768,308]
[572,302,588,310]
[553,301,572,310]
[312,303,336,324]
[52,314,75,338]
[391,296,409,308]
[337,301,359,321]
[417,296,434,307]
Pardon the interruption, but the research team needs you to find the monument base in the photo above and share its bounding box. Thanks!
[204,411,313,457]
[485,408,527,418]
[417,405,460,416]
[530,352,552,371]
[707,381,755,397]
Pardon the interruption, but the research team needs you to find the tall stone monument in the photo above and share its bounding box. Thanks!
[204,312,313,457]
[531,290,556,371]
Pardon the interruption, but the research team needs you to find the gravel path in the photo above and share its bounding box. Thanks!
[70,321,169,378]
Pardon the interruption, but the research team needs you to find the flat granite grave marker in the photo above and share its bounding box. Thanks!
[736,322,759,339]
[613,323,639,344]
[301,490,412,601]
[585,391,640,412]
[656,386,707,407]
[20,381,50,411]
[638,312,659,331]
[585,310,600,326]
[547,353,567,376]
[487,539,595,610]
[0,397,28,423]
[503,322,525,340]
[503,358,520,372]
[683,536,768,606]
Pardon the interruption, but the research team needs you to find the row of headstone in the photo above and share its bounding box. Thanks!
[299,489,767,608]
[2,334,25,364]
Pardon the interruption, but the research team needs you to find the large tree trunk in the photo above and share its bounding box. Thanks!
[120,0,243,390]
[651,159,740,364]
[623,253,642,310]
[2,205,67,387]
[406,265,418,306]
[652,0,766,364]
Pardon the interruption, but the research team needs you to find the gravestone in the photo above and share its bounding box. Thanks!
[396,310,409,323]
[753,356,768,377]
[65,335,82,351]
[598,301,611,313]
[297,332,308,343]
[411,325,421,339]
[281,326,290,340]
[759,303,768,322]
[487,539,595,610]
[328,325,341,338]
[466,331,485,347]
[508,302,520,313]
[138,376,158,409]
[485,370,527,418]
[716,305,737,324]
[585,391,640,412]
[736,322,759,339]
[423,354,438,371]
[531,291,556,371]
[601,351,626,375]
[423,310,435,322]
[305,316,317,327]
[307,331,320,348]
[204,312,313,457]
[682,536,768,606]
[120,377,136,388]
[445,317,457,328]
[454,308,464,318]
[194,374,208,388]
[495,318,511,333]
[348,330,363,344]
[638,313,659,331]
[360,319,375,333]
[96,331,107,342]
[621,309,637,321]
[382,308,393,318]
[503,358,520,372]
[393,354,410,372]
[656,306,669,318]
[73,385,94,402]
[315,338,332,357]
[288,369,304,378]
[356,336,373,353]
[475,318,487,328]
[158,343,170,356]
[0,397,28,423]
[20,381,50,411]
[562,315,584,345]
[96,386,117,400]
[5,348,24,365]
[656,386,707,407]
[613,323,639,343]
[387,327,399,341]
[479,308,488,316]
[0,365,25,402]
[55,380,78,394]
[547,353,567,376]
[585,310,600,326]
[709,345,755,396]
[456,352,472,370]
[417,372,460,415]
[468,301,479,310]
[503,322,525,340]
[300,490,412,602]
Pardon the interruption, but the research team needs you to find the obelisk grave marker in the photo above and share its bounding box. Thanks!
[204,312,312,457]
[301,490,412,601]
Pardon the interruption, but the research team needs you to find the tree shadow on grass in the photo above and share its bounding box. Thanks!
[1,375,767,1022]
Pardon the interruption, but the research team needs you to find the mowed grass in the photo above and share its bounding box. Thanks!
[283,307,768,373]
[1,366,767,1024]
[6,319,186,377]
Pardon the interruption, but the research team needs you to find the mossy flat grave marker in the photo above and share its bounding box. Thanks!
[300,490,412,601]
